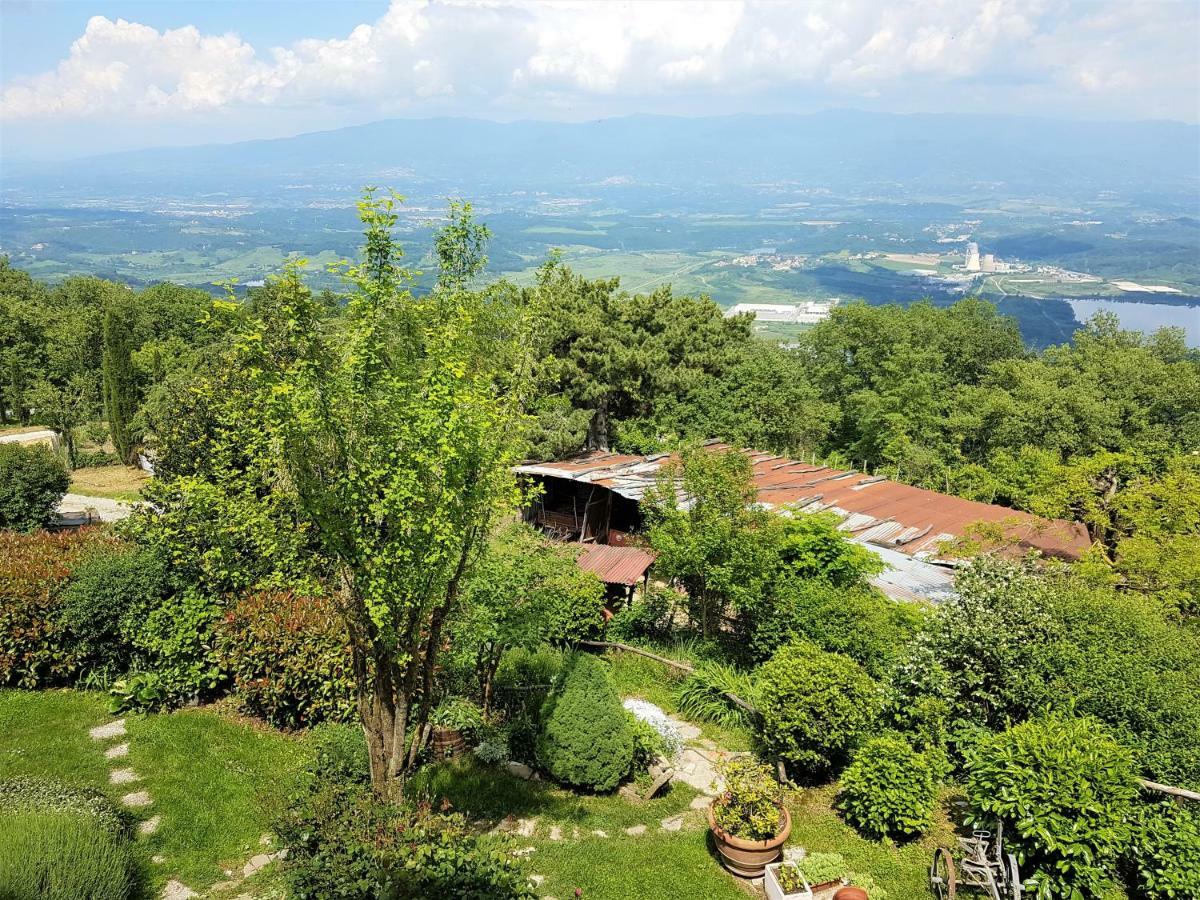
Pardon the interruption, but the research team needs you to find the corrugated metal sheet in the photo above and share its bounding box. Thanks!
[515,445,1091,565]
[576,545,656,586]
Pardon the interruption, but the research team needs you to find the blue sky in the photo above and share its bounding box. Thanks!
[2,0,1198,158]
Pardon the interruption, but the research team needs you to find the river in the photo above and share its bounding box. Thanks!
[1066,298,1200,347]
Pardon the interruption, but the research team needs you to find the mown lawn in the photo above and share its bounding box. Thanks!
[0,690,312,897]
[69,464,151,501]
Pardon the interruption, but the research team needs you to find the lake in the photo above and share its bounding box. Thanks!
[1066,298,1200,347]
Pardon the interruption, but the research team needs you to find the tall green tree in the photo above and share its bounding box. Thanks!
[101,304,139,463]
[645,447,766,637]
[234,190,531,797]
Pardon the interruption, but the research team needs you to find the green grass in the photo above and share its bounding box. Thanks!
[527,830,755,900]
[0,689,114,787]
[410,756,699,831]
[0,690,312,896]
[125,705,310,889]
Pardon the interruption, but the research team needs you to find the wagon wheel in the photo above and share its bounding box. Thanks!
[1007,853,1022,900]
[931,847,958,900]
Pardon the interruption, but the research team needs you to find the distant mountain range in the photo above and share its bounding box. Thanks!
[4,111,1198,206]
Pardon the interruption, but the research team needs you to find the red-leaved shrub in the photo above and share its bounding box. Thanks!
[217,591,355,729]
[0,528,112,686]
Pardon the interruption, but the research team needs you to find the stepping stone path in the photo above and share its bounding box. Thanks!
[139,815,162,836]
[660,815,683,832]
[121,790,153,808]
[625,824,647,836]
[89,719,126,741]
[160,880,197,900]
[105,742,129,759]
[548,825,563,841]
[517,817,538,837]
[109,767,140,785]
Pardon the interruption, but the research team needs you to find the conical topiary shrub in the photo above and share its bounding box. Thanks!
[537,652,634,792]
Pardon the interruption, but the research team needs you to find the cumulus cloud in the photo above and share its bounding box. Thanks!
[1,0,1196,122]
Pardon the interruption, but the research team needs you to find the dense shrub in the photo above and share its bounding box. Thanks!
[1128,800,1200,899]
[837,734,939,839]
[757,641,880,776]
[738,579,925,676]
[607,584,678,644]
[60,545,166,673]
[537,653,634,792]
[0,529,105,687]
[710,757,786,841]
[216,591,354,728]
[966,715,1137,899]
[0,443,69,532]
[0,810,138,900]
[309,723,371,785]
[128,587,225,706]
[0,776,133,838]
[492,645,564,720]
[275,780,534,900]
[430,697,485,738]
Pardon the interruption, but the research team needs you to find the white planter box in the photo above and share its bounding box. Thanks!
[765,862,813,900]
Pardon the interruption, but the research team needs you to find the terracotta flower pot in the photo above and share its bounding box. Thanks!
[834,887,870,900]
[707,801,792,878]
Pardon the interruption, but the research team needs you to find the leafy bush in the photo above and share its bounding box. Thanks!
[431,697,485,735]
[628,716,670,775]
[59,544,166,673]
[492,645,564,720]
[757,641,880,775]
[1128,800,1200,899]
[309,723,371,786]
[275,780,535,900]
[676,660,757,730]
[966,715,1137,899]
[128,587,225,707]
[0,529,104,687]
[837,734,938,839]
[217,590,354,728]
[0,776,132,838]
[537,653,634,792]
[607,584,678,644]
[710,757,785,841]
[0,810,138,900]
[738,579,925,676]
[0,443,69,532]
[107,671,167,714]
[73,449,122,468]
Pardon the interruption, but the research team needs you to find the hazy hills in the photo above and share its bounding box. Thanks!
[5,111,1198,206]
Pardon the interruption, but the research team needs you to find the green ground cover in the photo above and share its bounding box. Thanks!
[0,690,310,897]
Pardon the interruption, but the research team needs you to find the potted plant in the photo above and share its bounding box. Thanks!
[797,852,849,893]
[707,757,792,877]
[430,697,484,760]
[766,861,813,900]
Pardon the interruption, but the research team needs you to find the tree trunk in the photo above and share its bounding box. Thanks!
[587,395,610,451]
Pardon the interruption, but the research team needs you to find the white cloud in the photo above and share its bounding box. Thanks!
[1,0,1196,123]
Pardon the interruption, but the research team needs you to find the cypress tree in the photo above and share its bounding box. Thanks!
[101,305,138,464]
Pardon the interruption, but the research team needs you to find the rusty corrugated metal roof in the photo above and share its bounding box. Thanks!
[515,445,1091,564]
[576,544,657,586]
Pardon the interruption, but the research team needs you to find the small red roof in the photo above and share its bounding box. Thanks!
[576,544,656,586]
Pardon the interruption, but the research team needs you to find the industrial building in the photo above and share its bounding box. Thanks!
[514,444,1090,604]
